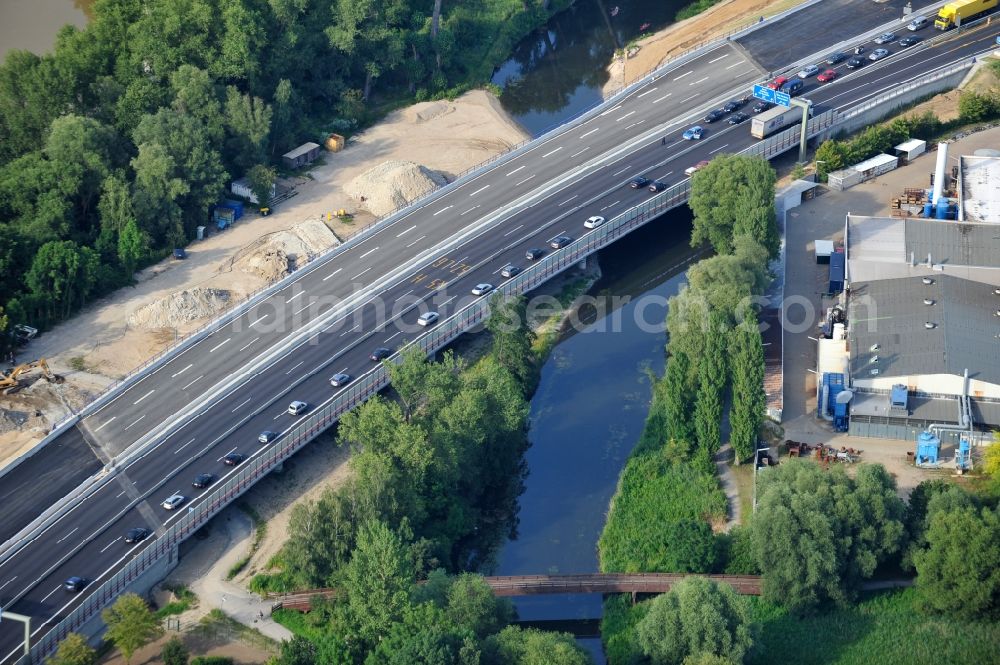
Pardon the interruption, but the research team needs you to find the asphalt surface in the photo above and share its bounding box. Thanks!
[1,17,998,662]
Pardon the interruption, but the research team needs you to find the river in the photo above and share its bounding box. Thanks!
[0,0,93,58]
[497,208,699,662]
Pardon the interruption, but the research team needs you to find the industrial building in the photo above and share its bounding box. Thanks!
[958,153,1000,223]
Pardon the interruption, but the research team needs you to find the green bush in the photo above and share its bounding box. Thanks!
[190,657,233,665]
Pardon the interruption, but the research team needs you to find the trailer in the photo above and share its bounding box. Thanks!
[934,0,997,29]
[750,104,812,139]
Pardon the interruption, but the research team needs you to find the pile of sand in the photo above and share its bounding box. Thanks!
[347,160,447,217]
[232,219,339,283]
[128,288,233,330]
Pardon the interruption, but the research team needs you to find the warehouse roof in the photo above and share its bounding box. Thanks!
[960,154,1000,224]
[904,217,1000,268]
[849,392,1000,427]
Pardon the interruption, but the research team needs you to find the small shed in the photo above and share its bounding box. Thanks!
[815,239,834,264]
[324,133,346,152]
[827,168,863,191]
[282,142,321,169]
[828,251,845,294]
[854,153,899,179]
[894,138,926,163]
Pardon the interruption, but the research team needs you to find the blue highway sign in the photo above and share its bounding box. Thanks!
[752,84,775,103]
[774,90,791,107]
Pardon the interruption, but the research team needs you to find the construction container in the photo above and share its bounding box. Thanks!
[894,139,926,163]
[221,199,244,220]
[324,133,345,152]
[815,239,834,264]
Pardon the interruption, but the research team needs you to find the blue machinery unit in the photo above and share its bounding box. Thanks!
[820,372,849,432]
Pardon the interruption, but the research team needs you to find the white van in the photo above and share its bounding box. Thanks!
[907,16,928,31]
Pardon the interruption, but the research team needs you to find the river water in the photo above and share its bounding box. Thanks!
[0,0,93,58]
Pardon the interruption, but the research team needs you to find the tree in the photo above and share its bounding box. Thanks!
[48,633,97,665]
[693,316,727,473]
[445,573,513,639]
[225,88,273,171]
[483,625,592,665]
[169,65,224,142]
[101,593,163,665]
[343,520,415,644]
[161,636,189,665]
[814,140,848,181]
[727,314,765,464]
[901,479,955,569]
[25,240,100,321]
[983,434,1000,478]
[486,293,535,387]
[117,218,146,279]
[365,602,478,665]
[246,164,277,207]
[958,91,996,123]
[635,577,752,665]
[688,155,777,257]
[43,114,121,224]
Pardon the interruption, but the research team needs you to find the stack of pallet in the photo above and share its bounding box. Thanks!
[890,188,927,217]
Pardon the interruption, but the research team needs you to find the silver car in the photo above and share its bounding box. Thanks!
[797,64,820,78]
[471,283,493,296]
[417,311,439,326]
[162,494,186,510]
[874,32,895,44]
[869,48,890,61]
[287,400,308,415]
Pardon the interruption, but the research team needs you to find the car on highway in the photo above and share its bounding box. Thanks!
[874,32,895,44]
[549,235,572,249]
[752,101,772,113]
[258,430,278,444]
[766,76,789,90]
[797,64,820,78]
[162,494,186,510]
[471,283,493,296]
[685,160,710,176]
[648,180,667,192]
[192,473,215,488]
[722,99,744,113]
[370,347,391,362]
[907,16,928,31]
[525,247,545,260]
[288,400,308,415]
[826,52,847,65]
[629,176,651,188]
[846,57,866,69]
[703,109,725,123]
[899,35,921,47]
[223,452,246,466]
[64,577,87,592]
[500,264,521,278]
[330,372,352,387]
[817,69,838,83]
[728,111,749,125]
[124,527,150,544]
[584,215,605,228]
[417,311,439,326]
[869,48,890,61]
[682,125,704,140]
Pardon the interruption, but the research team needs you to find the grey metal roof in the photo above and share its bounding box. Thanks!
[848,274,1000,385]
[904,217,1000,268]
[849,391,1000,427]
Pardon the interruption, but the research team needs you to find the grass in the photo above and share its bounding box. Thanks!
[272,608,328,641]
[155,585,197,619]
[226,503,268,581]
[68,356,87,372]
[732,462,754,523]
[531,274,595,358]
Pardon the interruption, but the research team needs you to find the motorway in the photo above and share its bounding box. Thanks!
[2,15,998,662]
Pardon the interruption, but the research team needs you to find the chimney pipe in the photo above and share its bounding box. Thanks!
[931,142,948,204]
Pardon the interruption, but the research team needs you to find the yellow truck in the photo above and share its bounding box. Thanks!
[934,0,998,29]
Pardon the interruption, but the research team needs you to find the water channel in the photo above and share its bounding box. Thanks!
[0,0,93,58]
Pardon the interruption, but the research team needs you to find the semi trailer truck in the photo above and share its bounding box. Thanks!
[750,104,813,139]
[934,0,997,29]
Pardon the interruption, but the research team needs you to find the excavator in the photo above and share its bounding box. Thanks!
[0,359,64,395]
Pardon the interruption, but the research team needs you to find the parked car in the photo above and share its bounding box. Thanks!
[826,52,847,65]
[223,452,246,466]
[525,247,545,260]
[471,283,493,296]
[549,235,572,249]
[817,69,838,83]
[287,400,308,415]
[500,264,521,278]
[869,48,890,61]
[899,36,921,47]
[173,248,187,260]
[162,494,186,510]
[722,100,744,113]
[124,527,150,544]
[370,347,391,362]
[258,430,278,444]
[703,109,725,123]
[682,125,704,140]
[329,373,352,387]
[417,311,439,326]
[766,76,789,90]
[629,176,651,188]
[846,57,866,69]
[797,64,820,78]
[874,32,895,44]
[752,101,772,113]
[584,216,605,229]
[907,16,928,31]
[64,577,86,592]
[192,473,215,488]
[648,180,667,192]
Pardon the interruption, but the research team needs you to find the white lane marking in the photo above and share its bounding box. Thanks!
[689,76,709,85]
[624,120,645,129]
[732,69,754,78]
[542,147,563,158]
[285,361,305,375]
[396,225,416,237]
[217,446,238,462]
[239,337,260,352]
[709,143,730,155]
[133,389,155,405]
[469,185,490,196]
[100,537,121,553]
[171,363,193,378]
[95,416,116,432]
[571,147,590,157]
[600,200,621,212]
[123,415,145,431]
[492,265,507,274]
[680,93,699,103]
[182,375,204,390]
[652,93,672,104]
[558,195,578,206]
[726,59,746,69]
[322,268,343,282]
[673,70,693,80]
[385,331,402,343]
[659,170,674,179]
[231,398,252,413]
[599,105,622,116]
[506,165,526,176]
[248,314,269,327]
[0,576,16,593]
[636,87,659,98]
[433,205,453,216]
[285,292,304,304]
[406,235,427,248]
[115,489,127,498]
[612,166,631,176]
[293,303,311,316]
[400,289,414,299]
[173,438,196,455]
[708,53,730,63]
[461,206,480,216]
[56,527,79,544]
[359,246,379,259]
[580,128,600,140]
[41,584,62,603]
[352,266,372,280]
[504,224,525,237]
[440,296,456,307]
[209,337,231,353]
[515,175,536,186]
[340,323,362,337]
[616,111,636,122]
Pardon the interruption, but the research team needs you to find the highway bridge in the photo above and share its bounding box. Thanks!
[1,1,995,660]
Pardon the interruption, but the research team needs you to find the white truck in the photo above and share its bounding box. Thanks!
[750,104,813,139]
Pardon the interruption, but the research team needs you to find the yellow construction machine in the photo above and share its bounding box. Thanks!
[0,359,64,394]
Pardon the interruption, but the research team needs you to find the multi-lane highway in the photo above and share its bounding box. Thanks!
[2,10,997,661]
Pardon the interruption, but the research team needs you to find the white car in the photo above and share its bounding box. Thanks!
[287,400,308,415]
[471,283,493,296]
[874,32,895,44]
[868,48,890,61]
[417,311,439,326]
[797,64,820,78]
[162,494,186,510]
[907,16,928,30]
[584,216,605,229]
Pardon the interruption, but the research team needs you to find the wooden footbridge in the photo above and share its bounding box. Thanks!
[270,573,762,612]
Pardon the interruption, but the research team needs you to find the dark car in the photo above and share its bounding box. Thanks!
[703,109,725,123]
[629,176,651,189]
[500,264,521,278]
[330,373,352,387]
[258,430,278,444]
[846,57,866,69]
[728,112,749,125]
[549,236,572,250]
[124,527,150,544]
[826,51,847,65]
[64,577,86,592]
[173,248,187,260]
[525,248,545,260]
[752,101,772,113]
[192,473,215,488]
[899,36,921,47]
[370,347,391,362]
[648,180,667,193]
[722,99,744,113]
[223,452,246,466]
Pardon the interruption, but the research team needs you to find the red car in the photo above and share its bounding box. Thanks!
[817,69,838,83]
[767,76,789,90]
